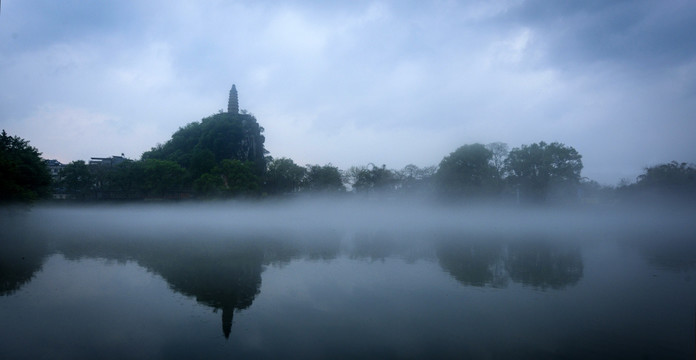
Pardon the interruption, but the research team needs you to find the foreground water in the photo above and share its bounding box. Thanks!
[1,201,695,359]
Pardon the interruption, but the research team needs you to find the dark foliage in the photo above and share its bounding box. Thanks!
[59,160,95,200]
[303,164,345,193]
[349,164,398,194]
[436,143,500,199]
[0,130,51,203]
[619,161,696,203]
[505,141,583,202]
[142,112,266,174]
[264,157,306,195]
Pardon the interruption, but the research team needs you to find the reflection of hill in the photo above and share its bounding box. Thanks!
[1,208,345,339]
[0,216,48,296]
[436,235,583,290]
[128,241,264,339]
[54,230,340,339]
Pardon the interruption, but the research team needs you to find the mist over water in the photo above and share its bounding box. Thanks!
[11,196,694,237]
[1,199,695,359]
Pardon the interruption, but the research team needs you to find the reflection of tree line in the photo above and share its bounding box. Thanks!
[2,227,586,338]
[437,236,584,289]
[1,228,584,339]
[7,224,694,338]
[0,215,49,296]
[438,240,510,288]
[346,232,585,289]
[0,240,47,296]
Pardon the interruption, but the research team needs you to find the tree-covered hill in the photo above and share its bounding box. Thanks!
[142,111,266,176]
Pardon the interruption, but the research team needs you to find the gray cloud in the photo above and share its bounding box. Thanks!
[501,0,696,69]
[0,0,694,185]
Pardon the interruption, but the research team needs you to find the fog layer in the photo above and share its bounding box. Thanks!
[14,198,692,236]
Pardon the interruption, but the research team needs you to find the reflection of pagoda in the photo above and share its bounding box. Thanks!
[59,237,266,339]
[160,251,263,339]
[50,228,342,339]
[221,307,234,339]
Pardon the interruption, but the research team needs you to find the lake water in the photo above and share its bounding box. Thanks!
[1,202,695,359]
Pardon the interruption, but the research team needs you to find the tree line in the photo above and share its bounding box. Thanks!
[2,114,695,204]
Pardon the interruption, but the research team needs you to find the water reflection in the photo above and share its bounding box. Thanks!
[631,233,696,273]
[2,204,695,359]
[506,240,583,289]
[1,221,589,339]
[134,243,264,339]
[437,238,508,287]
[0,240,47,296]
[0,216,49,296]
[54,232,343,339]
[436,235,583,289]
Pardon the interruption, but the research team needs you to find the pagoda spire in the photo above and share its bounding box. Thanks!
[228,84,239,114]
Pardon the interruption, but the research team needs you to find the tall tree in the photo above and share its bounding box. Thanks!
[194,160,261,197]
[264,157,306,195]
[636,161,696,189]
[436,143,500,199]
[504,141,583,202]
[0,130,51,202]
[486,142,509,178]
[140,159,187,198]
[396,164,436,195]
[620,161,696,202]
[109,160,146,199]
[215,159,261,196]
[60,160,95,200]
[303,164,345,193]
[348,164,398,194]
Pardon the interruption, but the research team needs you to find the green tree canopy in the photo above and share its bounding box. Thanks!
[142,112,266,175]
[264,157,306,195]
[504,141,583,202]
[636,161,696,189]
[194,160,260,197]
[108,160,146,199]
[435,143,500,199]
[215,159,261,196]
[303,164,345,193]
[348,164,398,194]
[486,142,509,179]
[620,161,696,202]
[60,160,95,200]
[0,130,51,203]
[396,164,436,195]
[140,159,187,198]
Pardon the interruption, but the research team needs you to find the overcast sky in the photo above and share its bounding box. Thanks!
[1,0,695,185]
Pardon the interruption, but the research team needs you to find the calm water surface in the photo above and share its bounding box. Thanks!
[1,203,695,359]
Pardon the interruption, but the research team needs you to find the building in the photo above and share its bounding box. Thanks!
[89,155,127,167]
[228,84,239,114]
[43,159,64,181]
